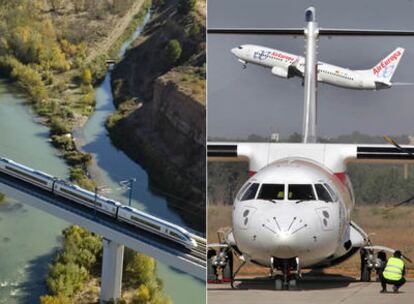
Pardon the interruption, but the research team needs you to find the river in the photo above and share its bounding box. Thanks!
[0,9,205,304]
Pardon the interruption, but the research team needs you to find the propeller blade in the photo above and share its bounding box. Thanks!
[386,196,414,210]
[383,135,413,156]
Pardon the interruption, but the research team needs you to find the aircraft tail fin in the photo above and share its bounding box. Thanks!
[371,47,404,83]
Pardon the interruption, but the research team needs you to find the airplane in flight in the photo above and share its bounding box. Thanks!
[231,44,406,90]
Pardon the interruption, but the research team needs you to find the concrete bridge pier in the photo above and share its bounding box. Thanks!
[100,238,125,303]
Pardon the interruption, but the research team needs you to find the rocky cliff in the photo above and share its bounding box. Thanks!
[108,0,206,230]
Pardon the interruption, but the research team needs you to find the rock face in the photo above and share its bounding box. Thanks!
[108,1,206,230]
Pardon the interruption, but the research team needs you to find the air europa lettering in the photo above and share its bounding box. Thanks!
[272,52,296,62]
[373,50,401,75]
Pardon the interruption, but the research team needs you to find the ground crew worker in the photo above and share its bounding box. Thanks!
[380,250,406,293]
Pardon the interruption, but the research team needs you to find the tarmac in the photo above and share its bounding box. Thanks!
[207,274,414,304]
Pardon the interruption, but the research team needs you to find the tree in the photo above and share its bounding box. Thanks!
[177,0,196,15]
[40,295,71,304]
[165,39,182,65]
[81,68,92,85]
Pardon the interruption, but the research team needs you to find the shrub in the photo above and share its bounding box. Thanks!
[165,39,182,65]
[50,117,71,135]
[177,0,196,15]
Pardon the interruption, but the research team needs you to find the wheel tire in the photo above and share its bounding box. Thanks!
[222,250,233,282]
[207,249,217,283]
[360,261,371,282]
[288,279,297,289]
[275,279,283,290]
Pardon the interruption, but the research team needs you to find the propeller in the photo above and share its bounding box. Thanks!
[383,135,414,210]
[383,135,413,156]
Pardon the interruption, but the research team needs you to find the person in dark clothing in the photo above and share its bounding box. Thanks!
[376,251,387,281]
[380,250,406,293]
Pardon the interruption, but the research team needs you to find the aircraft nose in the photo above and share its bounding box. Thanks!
[261,214,311,258]
[231,47,238,56]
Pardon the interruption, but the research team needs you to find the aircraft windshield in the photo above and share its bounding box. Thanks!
[257,184,285,200]
[288,184,316,201]
[315,184,333,202]
[241,183,259,201]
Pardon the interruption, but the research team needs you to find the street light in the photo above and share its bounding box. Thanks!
[119,178,136,206]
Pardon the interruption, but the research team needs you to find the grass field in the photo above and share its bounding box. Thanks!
[208,204,414,277]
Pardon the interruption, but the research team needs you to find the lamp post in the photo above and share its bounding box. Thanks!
[119,178,136,206]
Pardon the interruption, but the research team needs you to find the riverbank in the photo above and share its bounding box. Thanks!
[108,0,206,231]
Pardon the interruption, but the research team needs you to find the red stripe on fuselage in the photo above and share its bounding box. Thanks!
[334,172,346,184]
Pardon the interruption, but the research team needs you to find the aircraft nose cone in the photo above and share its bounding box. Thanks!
[231,47,239,56]
[262,215,309,258]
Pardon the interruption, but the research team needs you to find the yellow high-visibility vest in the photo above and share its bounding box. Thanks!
[383,257,404,281]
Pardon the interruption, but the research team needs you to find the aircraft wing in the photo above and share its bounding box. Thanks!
[208,142,414,174]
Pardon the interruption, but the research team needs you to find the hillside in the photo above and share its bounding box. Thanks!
[108,0,206,230]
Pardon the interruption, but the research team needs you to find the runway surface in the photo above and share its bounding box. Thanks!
[208,275,414,304]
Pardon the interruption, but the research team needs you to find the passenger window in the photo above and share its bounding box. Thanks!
[315,184,333,202]
[288,184,316,200]
[241,183,259,201]
[257,184,285,200]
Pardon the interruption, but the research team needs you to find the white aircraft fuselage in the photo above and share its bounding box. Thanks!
[232,157,362,268]
[231,45,404,90]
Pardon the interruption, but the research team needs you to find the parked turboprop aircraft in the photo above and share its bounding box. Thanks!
[231,44,406,90]
[208,141,414,289]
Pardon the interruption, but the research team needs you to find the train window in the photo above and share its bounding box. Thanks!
[130,215,161,230]
[59,188,95,204]
[241,183,259,201]
[257,184,285,200]
[169,231,185,240]
[288,184,316,201]
[315,184,333,202]
[5,166,48,185]
[324,183,338,201]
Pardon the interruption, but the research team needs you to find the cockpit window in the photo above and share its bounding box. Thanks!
[236,182,251,201]
[241,183,259,201]
[324,183,338,201]
[238,46,243,49]
[257,184,285,200]
[288,184,316,201]
[315,184,333,202]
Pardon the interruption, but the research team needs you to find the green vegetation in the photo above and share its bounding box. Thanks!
[123,249,172,304]
[0,192,5,204]
[177,0,196,15]
[42,226,170,303]
[165,39,182,65]
[45,226,101,299]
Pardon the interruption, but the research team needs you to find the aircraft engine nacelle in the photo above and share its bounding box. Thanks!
[271,66,289,78]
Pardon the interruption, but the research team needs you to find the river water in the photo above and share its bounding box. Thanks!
[0,9,205,304]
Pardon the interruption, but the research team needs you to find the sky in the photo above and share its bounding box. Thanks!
[207,0,414,139]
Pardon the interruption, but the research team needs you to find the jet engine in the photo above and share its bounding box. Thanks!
[271,66,289,78]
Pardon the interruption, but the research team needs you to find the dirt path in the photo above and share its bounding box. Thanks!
[84,0,147,63]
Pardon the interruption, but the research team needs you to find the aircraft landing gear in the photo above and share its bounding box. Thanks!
[271,257,301,290]
[360,248,373,282]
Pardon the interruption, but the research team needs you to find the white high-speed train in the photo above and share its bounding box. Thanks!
[0,157,197,249]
